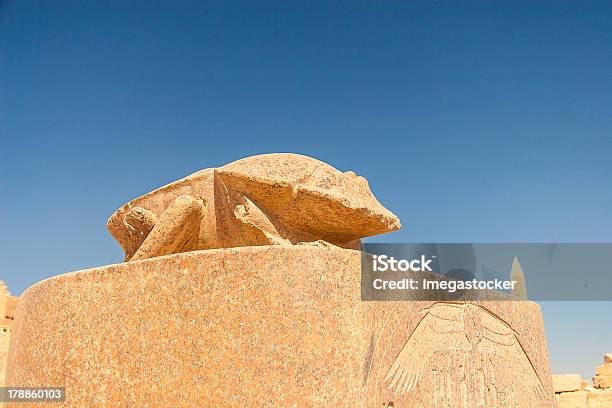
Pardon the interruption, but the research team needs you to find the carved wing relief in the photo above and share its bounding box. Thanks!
[379,302,549,407]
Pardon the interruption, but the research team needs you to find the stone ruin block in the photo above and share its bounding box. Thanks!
[553,374,584,393]
[5,154,556,407]
[556,390,587,408]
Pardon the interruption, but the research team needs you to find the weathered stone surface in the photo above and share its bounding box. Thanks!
[0,281,18,387]
[605,354,612,364]
[553,354,612,406]
[554,374,585,393]
[594,375,612,389]
[131,195,205,261]
[106,154,400,260]
[557,391,588,408]
[217,154,401,242]
[6,247,554,407]
[596,364,612,376]
[119,207,157,260]
[587,389,612,407]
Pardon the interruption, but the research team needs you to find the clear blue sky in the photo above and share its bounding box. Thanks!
[1,0,611,379]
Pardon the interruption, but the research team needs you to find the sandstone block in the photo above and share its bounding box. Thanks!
[557,391,587,408]
[596,364,612,376]
[587,390,612,408]
[605,354,612,364]
[594,375,612,389]
[6,247,555,407]
[554,374,585,393]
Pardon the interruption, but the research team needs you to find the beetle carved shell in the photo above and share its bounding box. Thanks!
[107,153,401,261]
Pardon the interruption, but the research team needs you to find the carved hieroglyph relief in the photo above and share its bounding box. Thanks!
[366,302,552,408]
